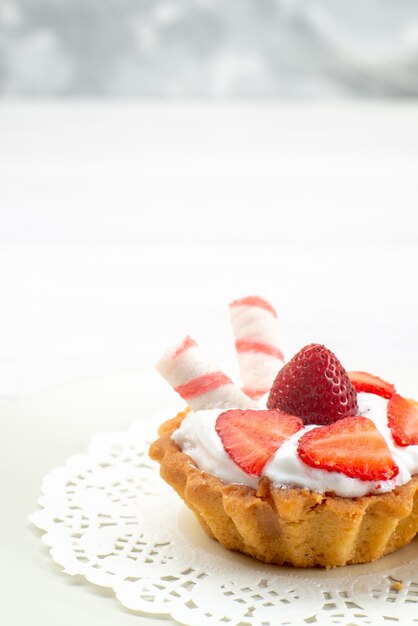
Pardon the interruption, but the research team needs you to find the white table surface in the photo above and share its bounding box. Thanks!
[1,101,418,625]
[1,369,184,626]
[1,101,418,398]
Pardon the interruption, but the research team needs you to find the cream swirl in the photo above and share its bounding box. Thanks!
[172,392,418,497]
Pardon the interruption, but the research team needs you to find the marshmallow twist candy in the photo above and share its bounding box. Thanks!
[156,336,254,411]
[229,296,284,399]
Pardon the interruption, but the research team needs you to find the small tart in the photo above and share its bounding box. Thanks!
[149,411,418,568]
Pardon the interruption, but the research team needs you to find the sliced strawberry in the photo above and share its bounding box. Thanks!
[297,416,399,481]
[267,343,358,425]
[388,394,418,446]
[216,409,303,476]
[348,371,396,399]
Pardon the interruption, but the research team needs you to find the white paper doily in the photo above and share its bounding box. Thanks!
[30,410,418,626]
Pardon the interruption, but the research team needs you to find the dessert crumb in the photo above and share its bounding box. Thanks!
[391,581,403,590]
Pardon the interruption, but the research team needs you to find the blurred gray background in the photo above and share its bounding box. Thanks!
[1,0,418,97]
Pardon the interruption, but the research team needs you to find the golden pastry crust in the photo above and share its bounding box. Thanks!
[149,411,418,568]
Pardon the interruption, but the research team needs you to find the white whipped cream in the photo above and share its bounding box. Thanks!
[172,392,418,497]
[172,410,259,489]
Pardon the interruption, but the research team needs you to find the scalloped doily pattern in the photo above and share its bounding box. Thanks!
[30,411,418,626]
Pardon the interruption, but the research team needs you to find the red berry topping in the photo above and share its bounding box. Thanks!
[267,344,358,425]
[216,409,303,476]
[387,394,418,446]
[348,371,396,399]
[298,416,399,481]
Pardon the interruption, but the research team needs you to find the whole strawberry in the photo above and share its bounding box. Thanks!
[267,343,358,425]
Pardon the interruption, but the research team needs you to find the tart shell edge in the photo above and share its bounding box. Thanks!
[149,411,418,568]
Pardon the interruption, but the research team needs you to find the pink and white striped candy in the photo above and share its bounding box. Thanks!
[229,296,284,399]
[156,335,254,411]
